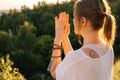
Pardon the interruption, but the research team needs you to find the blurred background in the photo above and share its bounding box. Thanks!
[0,0,120,80]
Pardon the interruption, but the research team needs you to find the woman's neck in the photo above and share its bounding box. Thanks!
[83,31,103,45]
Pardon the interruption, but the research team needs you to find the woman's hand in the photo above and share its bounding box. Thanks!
[54,12,70,43]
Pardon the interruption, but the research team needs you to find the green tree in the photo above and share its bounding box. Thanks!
[0,31,15,55]
[34,35,53,72]
[0,9,28,34]
[14,21,36,51]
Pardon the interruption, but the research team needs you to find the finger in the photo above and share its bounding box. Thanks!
[61,12,66,19]
[63,13,66,26]
[68,24,70,31]
[66,14,69,23]
[55,16,58,27]
[59,12,66,27]
[64,14,67,27]
[58,18,64,27]
[64,24,68,32]
[61,12,67,27]
[63,13,68,24]
[59,12,64,19]
[63,12,66,14]
[65,14,69,26]
[64,23,69,31]
[67,24,70,33]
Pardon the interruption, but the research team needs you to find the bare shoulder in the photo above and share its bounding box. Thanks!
[82,48,99,59]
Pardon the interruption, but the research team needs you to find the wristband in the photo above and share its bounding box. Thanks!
[54,44,61,48]
[51,55,61,58]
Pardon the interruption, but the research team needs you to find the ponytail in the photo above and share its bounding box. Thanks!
[104,14,116,46]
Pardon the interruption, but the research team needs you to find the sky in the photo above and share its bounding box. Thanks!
[0,0,70,10]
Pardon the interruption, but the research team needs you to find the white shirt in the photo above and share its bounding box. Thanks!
[56,44,114,80]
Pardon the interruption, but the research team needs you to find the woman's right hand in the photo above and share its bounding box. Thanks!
[54,12,70,43]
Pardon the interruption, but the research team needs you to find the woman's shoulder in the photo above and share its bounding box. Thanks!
[62,49,88,65]
[56,49,88,71]
[64,45,113,62]
[65,49,87,59]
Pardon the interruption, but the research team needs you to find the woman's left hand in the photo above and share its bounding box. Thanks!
[54,12,70,43]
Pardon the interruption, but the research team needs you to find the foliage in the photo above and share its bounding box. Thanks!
[113,60,120,80]
[0,31,15,55]
[111,0,120,57]
[13,21,36,51]
[0,55,26,80]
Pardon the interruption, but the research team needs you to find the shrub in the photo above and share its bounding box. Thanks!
[0,55,26,80]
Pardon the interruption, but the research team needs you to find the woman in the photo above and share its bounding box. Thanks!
[48,0,116,80]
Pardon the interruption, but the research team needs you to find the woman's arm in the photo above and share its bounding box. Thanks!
[61,13,73,55]
[50,12,70,79]
[50,39,62,79]
[62,37,73,56]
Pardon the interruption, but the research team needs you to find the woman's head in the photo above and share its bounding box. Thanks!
[73,0,116,46]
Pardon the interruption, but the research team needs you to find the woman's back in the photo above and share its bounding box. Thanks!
[56,44,114,80]
[49,0,116,79]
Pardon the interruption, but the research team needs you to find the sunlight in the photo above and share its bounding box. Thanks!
[0,0,70,10]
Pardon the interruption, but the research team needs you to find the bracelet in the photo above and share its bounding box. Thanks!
[54,44,61,48]
[51,55,61,58]
[53,44,62,51]
[53,47,61,50]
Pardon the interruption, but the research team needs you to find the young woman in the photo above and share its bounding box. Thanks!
[48,0,116,80]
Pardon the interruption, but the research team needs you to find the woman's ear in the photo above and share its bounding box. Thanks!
[80,17,87,26]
